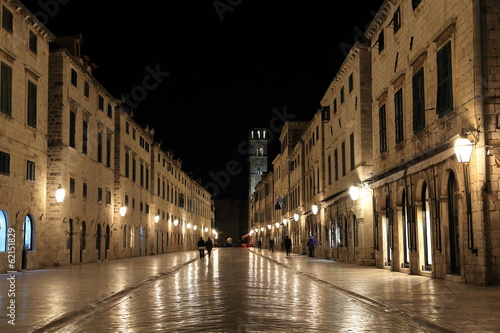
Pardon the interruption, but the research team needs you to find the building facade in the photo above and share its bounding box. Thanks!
[0,0,54,271]
[0,1,214,274]
[248,0,500,286]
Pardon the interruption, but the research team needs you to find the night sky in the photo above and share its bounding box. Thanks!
[21,0,385,198]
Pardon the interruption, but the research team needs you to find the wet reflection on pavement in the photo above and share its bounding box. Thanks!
[59,249,438,333]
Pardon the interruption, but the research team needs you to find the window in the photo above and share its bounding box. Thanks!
[27,81,37,128]
[349,133,355,171]
[26,161,35,181]
[393,7,401,33]
[377,30,385,53]
[145,166,149,189]
[70,178,75,194]
[412,67,425,132]
[84,81,89,97]
[107,103,112,118]
[1,62,12,115]
[395,89,404,144]
[98,95,104,111]
[106,136,111,167]
[82,120,88,154]
[334,149,338,181]
[98,187,103,203]
[0,151,10,176]
[71,68,77,87]
[379,105,387,153]
[348,73,353,93]
[412,0,422,10]
[340,86,345,104]
[83,182,87,198]
[341,141,346,177]
[125,122,130,134]
[69,111,76,148]
[132,158,136,182]
[437,41,453,117]
[97,132,103,162]
[2,6,13,33]
[125,152,130,178]
[106,190,111,205]
[29,30,37,54]
[333,98,337,114]
[140,164,144,187]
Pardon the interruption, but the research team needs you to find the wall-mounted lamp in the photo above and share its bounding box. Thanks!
[275,222,280,228]
[173,219,179,226]
[349,185,360,201]
[119,206,127,217]
[47,184,65,203]
[154,215,160,223]
[312,205,318,215]
[454,133,478,254]
[193,225,197,230]
[293,213,299,221]
[267,224,272,230]
[454,135,474,163]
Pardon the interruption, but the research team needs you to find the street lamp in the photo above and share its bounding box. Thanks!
[47,184,65,203]
[312,205,318,215]
[454,135,477,254]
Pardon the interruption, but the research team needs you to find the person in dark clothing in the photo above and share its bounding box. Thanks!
[205,237,213,259]
[284,236,292,256]
[307,237,315,257]
[197,237,206,259]
[269,239,275,253]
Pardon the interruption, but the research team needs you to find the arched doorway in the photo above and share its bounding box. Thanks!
[139,226,143,256]
[22,215,34,270]
[80,221,86,263]
[105,225,110,260]
[448,172,461,275]
[0,211,9,252]
[421,182,432,271]
[68,219,74,264]
[96,223,102,260]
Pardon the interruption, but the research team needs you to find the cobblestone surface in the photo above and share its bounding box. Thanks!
[1,248,499,332]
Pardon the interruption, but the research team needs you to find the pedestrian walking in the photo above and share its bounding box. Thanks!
[307,236,315,257]
[269,239,275,253]
[258,239,262,250]
[284,236,292,256]
[197,237,206,259]
[205,237,213,259]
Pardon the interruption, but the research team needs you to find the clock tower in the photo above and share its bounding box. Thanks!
[248,128,269,197]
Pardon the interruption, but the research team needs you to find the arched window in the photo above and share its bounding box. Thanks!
[0,211,8,252]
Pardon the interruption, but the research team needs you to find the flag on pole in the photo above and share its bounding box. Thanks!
[275,194,282,210]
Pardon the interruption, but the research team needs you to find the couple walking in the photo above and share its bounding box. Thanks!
[197,237,214,259]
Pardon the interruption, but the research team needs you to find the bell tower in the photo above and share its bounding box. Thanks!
[248,128,269,197]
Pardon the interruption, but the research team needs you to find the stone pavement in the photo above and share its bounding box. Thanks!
[1,248,499,333]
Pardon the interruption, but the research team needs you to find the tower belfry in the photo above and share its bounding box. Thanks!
[248,128,269,197]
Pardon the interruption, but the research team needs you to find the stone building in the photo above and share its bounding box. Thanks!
[0,1,214,273]
[365,0,500,285]
[0,0,54,271]
[248,0,500,286]
[319,43,375,265]
[43,35,118,267]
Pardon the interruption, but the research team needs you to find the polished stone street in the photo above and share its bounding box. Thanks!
[1,248,499,332]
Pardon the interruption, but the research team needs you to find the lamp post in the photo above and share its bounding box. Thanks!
[454,135,477,254]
